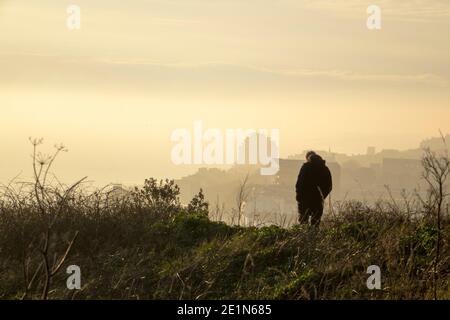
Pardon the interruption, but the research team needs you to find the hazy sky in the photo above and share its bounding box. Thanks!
[1,0,450,184]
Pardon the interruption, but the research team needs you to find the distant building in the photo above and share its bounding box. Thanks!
[382,158,423,192]
[420,135,450,151]
[107,184,131,201]
[367,146,376,156]
[383,158,422,175]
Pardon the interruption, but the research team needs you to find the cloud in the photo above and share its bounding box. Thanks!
[1,52,448,97]
[64,55,447,87]
[148,17,202,26]
[301,0,450,21]
[237,65,449,86]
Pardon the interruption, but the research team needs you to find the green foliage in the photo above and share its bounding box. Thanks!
[187,189,209,217]
[410,224,439,255]
[132,178,181,219]
[271,269,320,300]
[171,213,234,247]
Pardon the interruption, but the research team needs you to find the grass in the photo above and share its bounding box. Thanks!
[0,191,449,300]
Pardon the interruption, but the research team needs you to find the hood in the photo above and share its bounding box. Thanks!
[309,154,326,166]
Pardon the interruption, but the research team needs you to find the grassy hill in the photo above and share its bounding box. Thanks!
[1,178,449,300]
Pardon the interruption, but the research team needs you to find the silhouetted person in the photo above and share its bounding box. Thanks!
[296,151,332,227]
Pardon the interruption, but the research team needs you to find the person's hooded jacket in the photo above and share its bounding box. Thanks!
[295,154,333,206]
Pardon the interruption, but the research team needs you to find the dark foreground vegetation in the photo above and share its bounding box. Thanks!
[0,140,449,300]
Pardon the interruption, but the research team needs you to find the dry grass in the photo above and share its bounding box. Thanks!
[0,187,449,300]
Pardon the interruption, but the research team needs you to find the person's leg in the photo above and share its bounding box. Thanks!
[298,202,309,225]
[310,203,324,228]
